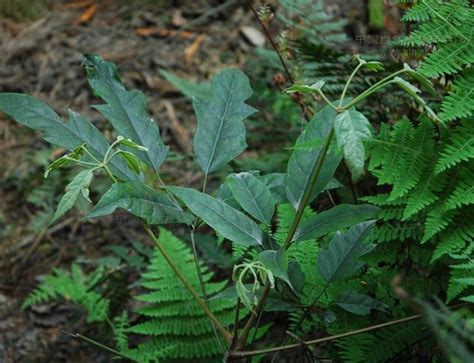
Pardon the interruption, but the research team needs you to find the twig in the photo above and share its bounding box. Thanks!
[231,313,422,358]
[62,330,133,361]
[247,1,311,121]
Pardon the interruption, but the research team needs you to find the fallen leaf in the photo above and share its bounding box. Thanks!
[75,3,98,25]
[184,34,206,67]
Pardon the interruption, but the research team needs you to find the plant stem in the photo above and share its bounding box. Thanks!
[235,126,336,349]
[63,330,134,361]
[247,1,311,121]
[190,227,226,353]
[339,61,364,107]
[230,313,422,358]
[144,225,233,344]
[247,2,293,84]
[343,69,407,110]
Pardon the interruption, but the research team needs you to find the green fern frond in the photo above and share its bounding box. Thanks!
[127,228,248,362]
[435,120,474,173]
[439,70,474,121]
[22,264,109,323]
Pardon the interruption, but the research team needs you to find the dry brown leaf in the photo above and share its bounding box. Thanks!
[75,3,98,25]
[184,34,206,67]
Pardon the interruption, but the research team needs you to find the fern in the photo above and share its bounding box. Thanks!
[125,228,246,362]
[277,0,347,46]
[23,264,109,323]
[396,0,474,121]
[435,119,474,173]
[367,116,474,305]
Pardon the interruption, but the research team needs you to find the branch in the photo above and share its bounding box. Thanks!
[247,1,311,121]
[231,313,421,358]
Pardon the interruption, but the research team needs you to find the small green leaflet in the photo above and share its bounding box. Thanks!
[336,290,388,315]
[403,63,436,96]
[334,108,372,180]
[193,68,257,175]
[0,94,138,182]
[88,182,192,225]
[52,169,94,223]
[44,144,86,178]
[286,105,342,210]
[160,69,213,100]
[257,250,293,289]
[294,204,379,242]
[317,221,375,283]
[83,54,169,170]
[226,172,275,223]
[170,187,263,246]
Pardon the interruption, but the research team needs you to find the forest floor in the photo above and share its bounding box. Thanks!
[0,1,369,361]
[0,1,266,361]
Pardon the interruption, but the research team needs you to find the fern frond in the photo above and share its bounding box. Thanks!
[128,228,248,362]
[440,70,474,121]
[435,120,474,173]
[22,264,109,323]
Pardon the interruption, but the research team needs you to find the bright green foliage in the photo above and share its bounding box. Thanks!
[125,228,243,362]
[170,187,263,247]
[435,119,474,173]
[88,182,192,225]
[22,264,109,323]
[397,0,474,121]
[366,117,474,303]
[285,104,342,209]
[83,54,168,170]
[192,68,256,175]
[52,169,93,223]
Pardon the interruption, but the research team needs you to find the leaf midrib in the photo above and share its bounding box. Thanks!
[204,73,238,174]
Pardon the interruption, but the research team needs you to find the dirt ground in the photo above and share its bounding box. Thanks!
[0,1,269,361]
[0,1,372,361]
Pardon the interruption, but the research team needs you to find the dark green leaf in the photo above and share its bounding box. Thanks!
[193,68,256,174]
[294,204,379,242]
[0,94,137,181]
[257,250,292,288]
[170,187,263,246]
[334,108,372,180]
[88,182,192,224]
[83,54,169,170]
[336,291,387,315]
[194,234,233,269]
[317,221,375,283]
[52,169,94,223]
[286,105,342,209]
[227,172,275,223]
[259,173,288,204]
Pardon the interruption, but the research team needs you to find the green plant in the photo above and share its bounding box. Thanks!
[395,0,474,122]
[0,51,449,362]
